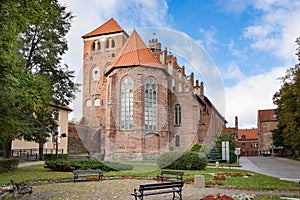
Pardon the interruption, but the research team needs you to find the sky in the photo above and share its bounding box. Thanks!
[58,0,300,128]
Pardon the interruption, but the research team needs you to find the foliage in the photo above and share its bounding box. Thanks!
[0,0,76,158]
[157,151,208,170]
[208,131,237,163]
[273,37,300,153]
[202,194,234,200]
[190,143,207,154]
[0,158,20,173]
[43,154,69,161]
[44,159,133,172]
[206,144,222,162]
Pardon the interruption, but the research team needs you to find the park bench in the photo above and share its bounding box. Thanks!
[132,181,184,200]
[10,180,32,195]
[157,170,184,182]
[73,169,103,182]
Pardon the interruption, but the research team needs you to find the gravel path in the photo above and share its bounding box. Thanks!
[8,179,299,200]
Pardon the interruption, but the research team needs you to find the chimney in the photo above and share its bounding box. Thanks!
[163,47,167,65]
[200,81,204,99]
[181,66,185,76]
[234,116,238,141]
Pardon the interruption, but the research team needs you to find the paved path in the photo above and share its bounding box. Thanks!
[239,156,300,182]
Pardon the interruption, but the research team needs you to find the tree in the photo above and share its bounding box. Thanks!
[0,0,76,158]
[273,37,300,155]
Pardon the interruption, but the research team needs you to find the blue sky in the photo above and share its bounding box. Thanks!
[59,0,300,128]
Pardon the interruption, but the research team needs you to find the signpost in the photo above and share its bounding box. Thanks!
[234,148,241,165]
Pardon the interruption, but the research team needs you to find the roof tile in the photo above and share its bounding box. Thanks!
[82,18,123,38]
[105,30,163,75]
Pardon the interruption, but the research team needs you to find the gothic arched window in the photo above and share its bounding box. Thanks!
[144,77,157,130]
[175,104,181,125]
[106,39,110,49]
[111,39,115,48]
[120,77,133,130]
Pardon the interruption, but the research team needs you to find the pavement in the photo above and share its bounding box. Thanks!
[238,156,300,183]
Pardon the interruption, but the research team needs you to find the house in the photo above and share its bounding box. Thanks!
[77,18,226,160]
[12,103,72,159]
[257,109,278,156]
[238,128,258,156]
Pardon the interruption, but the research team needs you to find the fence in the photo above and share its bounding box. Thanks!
[11,148,64,161]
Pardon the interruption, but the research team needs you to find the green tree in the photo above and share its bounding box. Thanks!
[0,0,75,158]
[273,37,300,155]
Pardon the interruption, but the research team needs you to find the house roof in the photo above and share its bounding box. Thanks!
[105,30,163,75]
[238,128,258,140]
[258,109,277,122]
[82,18,124,38]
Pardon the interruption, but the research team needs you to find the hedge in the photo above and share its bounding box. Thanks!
[44,159,133,172]
[43,153,68,161]
[0,158,20,173]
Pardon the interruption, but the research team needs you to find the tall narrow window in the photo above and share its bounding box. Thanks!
[175,104,181,125]
[120,77,133,130]
[175,135,180,147]
[111,39,115,48]
[106,40,110,49]
[144,77,157,130]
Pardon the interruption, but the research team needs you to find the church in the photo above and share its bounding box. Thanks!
[78,18,226,160]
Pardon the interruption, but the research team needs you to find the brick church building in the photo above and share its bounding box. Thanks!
[78,18,226,160]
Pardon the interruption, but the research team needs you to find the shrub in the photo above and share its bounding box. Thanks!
[43,153,68,161]
[0,158,20,173]
[44,159,133,172]
[157,151,208,170]
[190,144,207,154]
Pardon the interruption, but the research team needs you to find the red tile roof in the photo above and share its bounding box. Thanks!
[258,109,277,122]
[82,18,123,38]
[105,30,163,75]
[238,128,258,140]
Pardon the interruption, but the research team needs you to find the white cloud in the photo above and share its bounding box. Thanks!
[243,0,300,65]
[199,27,218,52]
[225,66,287,128]
[222,61,245,80]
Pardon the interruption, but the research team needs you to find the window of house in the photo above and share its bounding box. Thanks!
[199,109,202,122]
[242,135,246,139]
[144,77,157,130]
[120,77,133,130]
[175,104,181,125]
[92,67,100,80]
[53,111,60,121]
[175,135,180,147]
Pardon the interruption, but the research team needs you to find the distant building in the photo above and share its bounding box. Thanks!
[238,128,258,156]
[78,18,226,160]
[257,109,278,156]
[12,103,72,158]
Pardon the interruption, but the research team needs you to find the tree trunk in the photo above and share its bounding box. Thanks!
[39,142,44,160]
[3,139,12,158]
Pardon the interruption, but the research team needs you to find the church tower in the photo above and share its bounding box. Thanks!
[81,18,128,126]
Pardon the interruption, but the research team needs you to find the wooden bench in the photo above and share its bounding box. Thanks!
[132,181,184,200]
[73,169,103,182]
[10,180,32,195]
[157,170,184,182]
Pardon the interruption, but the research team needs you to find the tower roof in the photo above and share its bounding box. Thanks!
[105,30,163,75]
[82,18,124,38]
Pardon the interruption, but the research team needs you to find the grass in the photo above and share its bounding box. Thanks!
[0,161,299,192]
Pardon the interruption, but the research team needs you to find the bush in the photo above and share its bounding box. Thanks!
[0,158,20,173]
[190,144,207,154]
[43,153,68,161]
[157,151,208,170]
[44,159,133,172]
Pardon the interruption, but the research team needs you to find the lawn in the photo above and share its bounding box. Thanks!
[0,161,298,192]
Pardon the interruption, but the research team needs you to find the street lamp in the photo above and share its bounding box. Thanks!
[54,130,67,160]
